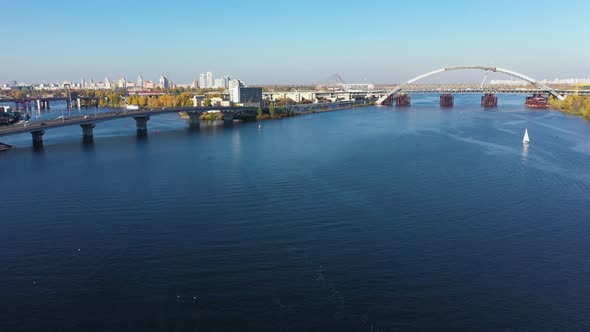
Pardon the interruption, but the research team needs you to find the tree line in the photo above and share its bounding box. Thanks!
[550,95,590,120]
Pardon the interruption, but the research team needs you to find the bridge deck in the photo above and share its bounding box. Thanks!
[0,106,259,137]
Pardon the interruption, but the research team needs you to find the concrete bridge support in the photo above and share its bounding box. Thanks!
[80,124,95,138]
[77,98,82,109]
[134,116,150,136]
[223,112,234,124]
[36,100,42,111]
[81,124,95,143]
[187,112,200,129]
[31,130,45,147]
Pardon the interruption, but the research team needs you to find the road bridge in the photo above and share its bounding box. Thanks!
[0,106,261,147]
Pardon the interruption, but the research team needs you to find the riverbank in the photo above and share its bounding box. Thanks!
[298,101,373,115]
[549,96,590,120]
[256,101,372,121]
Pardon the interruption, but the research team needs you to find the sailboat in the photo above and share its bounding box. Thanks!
[523,128,530,145]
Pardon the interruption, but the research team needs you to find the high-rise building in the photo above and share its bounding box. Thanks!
[191,80,199,89]
[137,75,144,89]
[229,80,244,103]
[206,72,213,88]
[119,77,127,89]
[81,78,86,88]
[159,75,170,89]
[104,77,111,89]
[214,78,226,89]
[199,74,206,88]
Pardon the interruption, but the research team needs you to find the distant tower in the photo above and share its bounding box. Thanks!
[199,74,206,88]
[119,77,127,89]
[104,77,111,89]
[159,75,170,89]
[206,72,213,88]
[81,78,86,88]
[137,75,144,89]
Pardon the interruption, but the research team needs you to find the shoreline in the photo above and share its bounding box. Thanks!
[256,102,372,121]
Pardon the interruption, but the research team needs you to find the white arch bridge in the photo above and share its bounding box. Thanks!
[376,65,567,105]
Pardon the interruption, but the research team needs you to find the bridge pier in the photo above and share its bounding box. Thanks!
[481,93,498,108]
[525,94,549,108]
[223,112,234,124]
[187,112,200,128]
[396,94,411,107]
[80,124,95,138]
[80,124,95,143]
[31,130,45,147]
[77,98,82,109]
[440,94,454,107]
[134,116,150,136]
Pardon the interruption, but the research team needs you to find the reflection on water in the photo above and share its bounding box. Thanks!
[522,143,529,161]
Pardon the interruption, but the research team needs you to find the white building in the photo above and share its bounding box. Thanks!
[214,78,227,89]
[229,79,244,103]
[540,78,590,85]
[199,74,206,88]
[206,72,213,88]
[159,75,170,89]
[118,77,127,89]
[104,77,111,89]
[490,79,528,86]
[137,75,144,89]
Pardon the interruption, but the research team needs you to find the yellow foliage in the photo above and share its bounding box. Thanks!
[550,95,590,119]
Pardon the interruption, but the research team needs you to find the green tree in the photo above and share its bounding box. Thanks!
[203,98,212,107]
[269,102,275,117]
[257,105,263,117]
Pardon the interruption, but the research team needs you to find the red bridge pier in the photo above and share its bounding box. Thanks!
[525,94,549,108]
[396,94,411,107]
[380,94,411,107]
[440,94,454,107]
[481,93,498,108]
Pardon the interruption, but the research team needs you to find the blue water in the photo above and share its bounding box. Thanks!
[2,95,590,331]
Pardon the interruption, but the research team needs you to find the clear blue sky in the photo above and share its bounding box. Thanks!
[2,0,589,84]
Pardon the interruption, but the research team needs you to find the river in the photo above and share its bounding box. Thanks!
[1,95,590,330]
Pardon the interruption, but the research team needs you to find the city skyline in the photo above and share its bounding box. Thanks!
[2,0,590,84]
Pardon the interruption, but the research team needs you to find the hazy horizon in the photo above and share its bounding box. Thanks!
[3,0,590,85]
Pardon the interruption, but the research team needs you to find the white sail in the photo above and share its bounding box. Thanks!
[523,129,530,144]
